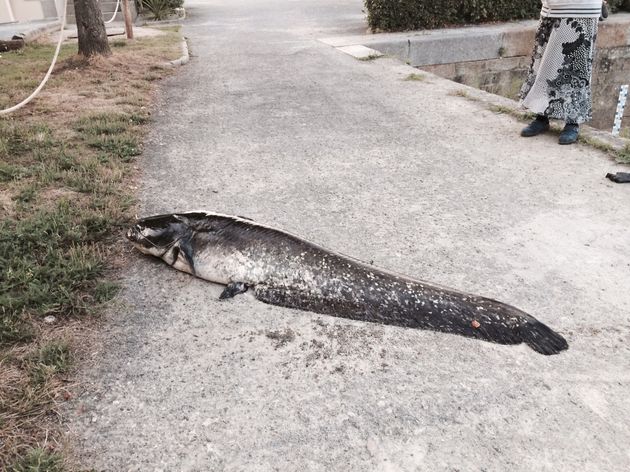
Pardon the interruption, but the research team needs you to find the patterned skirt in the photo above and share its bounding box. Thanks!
[519,17,598,124]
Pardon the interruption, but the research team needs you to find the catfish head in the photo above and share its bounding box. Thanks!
[126,213,198,274]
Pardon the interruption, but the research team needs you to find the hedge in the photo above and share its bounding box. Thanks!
[364,0,630,32]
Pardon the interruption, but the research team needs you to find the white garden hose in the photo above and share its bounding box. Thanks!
[0,0,67,116]
[104,0,121,24]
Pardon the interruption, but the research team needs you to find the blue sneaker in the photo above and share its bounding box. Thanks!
[521,116,550,137]
[559,123,579,145]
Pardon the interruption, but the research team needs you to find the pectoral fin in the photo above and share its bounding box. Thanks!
[178,238,196,275]
[219,282,249,299]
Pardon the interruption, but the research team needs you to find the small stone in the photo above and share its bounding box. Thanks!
[471,320,481,329]
[366,437,379,457]
[44,315,56,324]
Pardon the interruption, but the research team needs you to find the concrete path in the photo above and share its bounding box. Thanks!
[68,1,630,470]
[0,19,59,41]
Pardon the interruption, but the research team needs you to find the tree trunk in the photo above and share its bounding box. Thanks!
[74,0,111,57]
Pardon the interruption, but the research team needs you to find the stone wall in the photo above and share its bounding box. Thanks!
[346,14,630,135]
[423,46,630,132]
[593,46,630,131]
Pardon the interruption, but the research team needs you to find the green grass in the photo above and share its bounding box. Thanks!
[12,185,37,204]
[0,163,33,182]
[488,104,513,114]
[24,341,73,387]
[0,203,110,344]
[157,25,182,33]
[0,123,57,158]
[404,73,426,81]
[577,135,630,164]
[0,32,183,469]
[358,53,382,61]
[74,112,149,135]
[76,112,148,163]
[449,88,473,99]
[0,316,34,345]
[0,44,76,110]
[579,134,614,153]
[38,342,71,371]
[86,135,142,161]
[9,448,63,472]
[615,144,630,163]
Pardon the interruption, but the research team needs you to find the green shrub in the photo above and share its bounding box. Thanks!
[364,0,630,32]
[608,0,630,13]
[142,0,173,20]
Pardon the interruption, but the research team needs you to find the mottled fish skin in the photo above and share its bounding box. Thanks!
[126,212,569,355]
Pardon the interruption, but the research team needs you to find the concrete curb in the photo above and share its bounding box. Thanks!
[20,21,62,43]
[321,16,630,162]
[448,83,630,158]
[337,45,383,60]
[321,13,630,68]
[386,60,630,159]
[159,37,189,68]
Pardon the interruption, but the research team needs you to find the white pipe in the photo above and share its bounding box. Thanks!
[104,0,120,24]
[0,0,67,115]
[4,0,16,22]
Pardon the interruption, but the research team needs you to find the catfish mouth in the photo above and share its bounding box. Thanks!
[126,225,149,245]
[125,226,140,242]
[126,224,180,257]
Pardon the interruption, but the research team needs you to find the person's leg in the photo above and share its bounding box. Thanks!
[550,18,598,143]
[518,18,555,135]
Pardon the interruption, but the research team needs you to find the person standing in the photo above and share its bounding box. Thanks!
[519,0,603,144]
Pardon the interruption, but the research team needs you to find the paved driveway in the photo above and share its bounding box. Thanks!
[68,1,630,470]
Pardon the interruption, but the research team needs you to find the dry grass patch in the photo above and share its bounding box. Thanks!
[403,73,426,81]
[0,28,183,469]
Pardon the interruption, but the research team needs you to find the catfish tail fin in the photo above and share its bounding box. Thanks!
[521,318,568,355]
